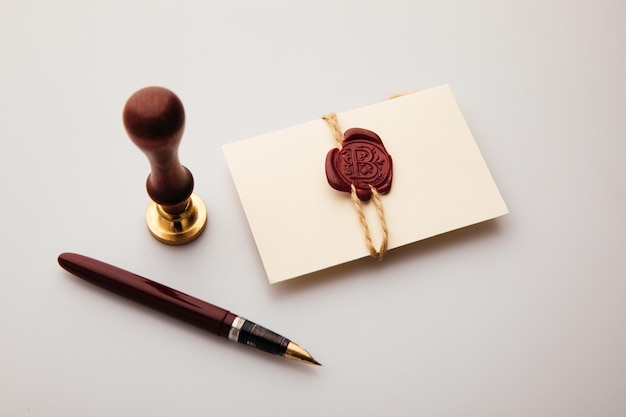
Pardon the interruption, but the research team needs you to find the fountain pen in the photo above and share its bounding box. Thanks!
[57,253,320,366]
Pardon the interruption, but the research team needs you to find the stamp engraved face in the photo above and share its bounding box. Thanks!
[325,128,393,201]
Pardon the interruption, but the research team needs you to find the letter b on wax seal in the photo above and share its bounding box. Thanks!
[325,128,393,201]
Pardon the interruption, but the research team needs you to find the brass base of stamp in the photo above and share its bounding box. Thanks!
[145,192,207,245]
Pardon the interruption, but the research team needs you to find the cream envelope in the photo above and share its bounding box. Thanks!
[223,85,508,283]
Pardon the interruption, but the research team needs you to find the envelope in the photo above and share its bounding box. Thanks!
[223,85,508,283]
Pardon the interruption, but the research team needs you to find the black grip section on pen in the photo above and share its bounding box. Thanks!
[237,320,290,356]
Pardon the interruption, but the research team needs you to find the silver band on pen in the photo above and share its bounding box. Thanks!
[228,316,246,342]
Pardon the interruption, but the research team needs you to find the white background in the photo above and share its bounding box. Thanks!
[1,1,624,416]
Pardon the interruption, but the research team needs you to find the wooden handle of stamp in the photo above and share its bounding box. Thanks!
[123,86,194,214]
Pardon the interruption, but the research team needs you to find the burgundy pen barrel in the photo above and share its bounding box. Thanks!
[58,253,236,337]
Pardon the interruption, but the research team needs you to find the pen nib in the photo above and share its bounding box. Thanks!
[284,342,322,366]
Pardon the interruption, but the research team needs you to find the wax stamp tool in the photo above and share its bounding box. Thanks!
[123,86,207,245]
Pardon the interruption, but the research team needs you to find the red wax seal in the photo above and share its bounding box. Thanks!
[325,128,393,201]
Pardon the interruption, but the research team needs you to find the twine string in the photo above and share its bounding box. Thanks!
[323,112,389,260]
[321,112,344,149]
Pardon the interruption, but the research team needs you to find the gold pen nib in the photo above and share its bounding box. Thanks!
[284,342,322,366]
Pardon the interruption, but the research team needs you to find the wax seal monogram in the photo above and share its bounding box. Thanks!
[325,128,393,201]
[322,112,393,260]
